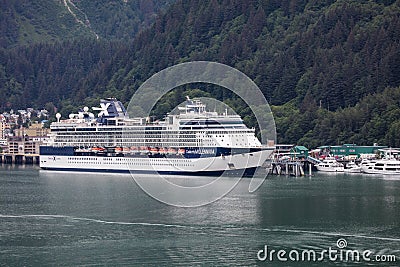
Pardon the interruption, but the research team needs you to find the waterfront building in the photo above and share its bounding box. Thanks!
[318,144,387,160]
[7,136,40,154]
[7,123,49,155]
[289,145,309,159]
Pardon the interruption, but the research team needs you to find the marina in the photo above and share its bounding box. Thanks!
[269,145,400,176]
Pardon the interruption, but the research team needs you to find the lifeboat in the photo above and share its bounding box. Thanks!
[115,147,123,152]
[178,148,185,155]
[168,148,177,154]
[139,146,149,154]
[123,147,130,152]
[91,146,105,152]
[150,147,159,154]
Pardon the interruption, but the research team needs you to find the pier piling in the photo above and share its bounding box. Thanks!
[0,154,39,165]
[270,158,315,177]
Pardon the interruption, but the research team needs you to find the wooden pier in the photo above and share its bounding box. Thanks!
[270,158,316,176]
[0,154,40,164]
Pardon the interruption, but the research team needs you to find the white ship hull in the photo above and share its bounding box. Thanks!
[343,167,361,173]
[362,169,400,175]
[40,149,273,176]
[360,150,400,175]
[315,166,344,172]
[315,159,344,172]
[343,162,361,173]
[361,159,400,175]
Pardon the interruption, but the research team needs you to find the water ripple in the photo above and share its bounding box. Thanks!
[1,214,399,243]
[0,214,192,229]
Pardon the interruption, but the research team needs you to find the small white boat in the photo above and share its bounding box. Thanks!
[315,158,344,172]
[359,158,377,169]
[361,159,400,175]
[361,149,400,175]
[344,161,361,173]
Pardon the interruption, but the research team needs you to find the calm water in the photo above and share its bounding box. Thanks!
[0,165,399,266]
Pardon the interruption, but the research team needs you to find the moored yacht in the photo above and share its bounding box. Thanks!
[361,149,400,175]
[361,159,400,175]
[344,161,361,173]
[315,158,344,172]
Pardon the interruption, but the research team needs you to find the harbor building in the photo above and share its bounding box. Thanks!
[317,144,387,160]
[289,145,309,159]
[7,136,41,154]
[1,122,49,157]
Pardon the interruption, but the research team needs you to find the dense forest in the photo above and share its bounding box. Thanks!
[1,0,400,147]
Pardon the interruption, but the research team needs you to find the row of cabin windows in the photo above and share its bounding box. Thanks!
[66,160,194,167]
[67,157,192,163]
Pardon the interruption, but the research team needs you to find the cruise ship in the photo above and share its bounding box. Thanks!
[39,97,275,176]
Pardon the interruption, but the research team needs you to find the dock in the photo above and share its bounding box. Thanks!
[271,160,304,176]
[0,154,40,164]
[270,156,320,176]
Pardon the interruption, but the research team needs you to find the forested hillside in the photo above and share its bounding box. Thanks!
[125,0,400,108]
[71,0,174,40]
[1,0,400,146]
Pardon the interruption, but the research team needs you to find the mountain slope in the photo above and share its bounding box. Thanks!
[1,0,400,146]
[71,0,174,40]
[1,0,93,48]
[0,0,174,48]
